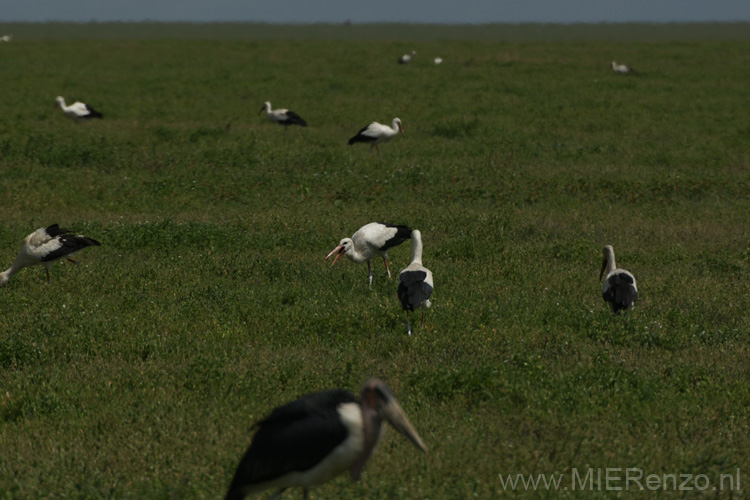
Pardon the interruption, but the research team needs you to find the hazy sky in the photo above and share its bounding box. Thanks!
[3,0,750,23]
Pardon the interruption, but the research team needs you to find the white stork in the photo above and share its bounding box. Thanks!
[397,230,433,335]
[326,222,412,286]
[55,96,103,119]
[600,245,638,313]
[347,118,404,154]
[0,224,100,286]
[398,50,416,64]
[611,61,639,76]
[224,379,427,500]
[258,101,307,128]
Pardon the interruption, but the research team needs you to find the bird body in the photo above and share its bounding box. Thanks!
[326,222,412,285]
[398,50,416,64]
[600,245,638,313]
[1,35,12,42]
[225,380,427,500]
[347,118,404,153]
[55,96,103,119]
[398,230,433,335]
[0,224,100,286]
[611,61,638,75]
[259,101,307,128]
[433,57,443,65]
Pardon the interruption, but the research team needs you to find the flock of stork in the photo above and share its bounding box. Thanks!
[6,50,641,499]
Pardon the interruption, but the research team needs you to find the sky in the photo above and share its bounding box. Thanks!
[3,0,750,24]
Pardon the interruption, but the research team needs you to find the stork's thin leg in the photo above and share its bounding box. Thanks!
[367,261,373,287]
[66,258,79,265]
[383,258,391,279]
[406,311,412,336]
[303,488,309,500]
[421,308,425,328]
[46,268,51,284]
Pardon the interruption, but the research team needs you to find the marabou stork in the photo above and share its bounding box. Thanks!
[224,379,427,500]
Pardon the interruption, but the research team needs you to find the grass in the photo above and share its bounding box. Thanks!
[0,23,749,499]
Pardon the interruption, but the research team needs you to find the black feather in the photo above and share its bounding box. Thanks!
[348,125,377,145]
[84,104,103,119]
[41,225,101,262]
[378,223,412,251]
[282,110,307,127]
[225,390,357,500]
[398,271,433,311]
[603,272,638,313]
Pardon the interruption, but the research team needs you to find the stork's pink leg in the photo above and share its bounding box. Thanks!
[46,268,51,284]
[67,258,79,265]
[367,261,373,286]
[383,258,391,279]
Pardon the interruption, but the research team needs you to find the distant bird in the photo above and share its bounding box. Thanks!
[258,101,307,128]
[347,118,404,154]
[224,378,427,500]
[433,57,443,65]
[0,224,101,286]
[397,230,433,335]
[611,61,639,75]
[0,35,12,42]
[54,96,103,119]
[326,222,412,286]
[398,50,416,64]
[600,245,638,313]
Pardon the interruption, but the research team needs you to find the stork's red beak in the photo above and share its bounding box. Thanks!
[325,245,345,267]
[398,123,405,137]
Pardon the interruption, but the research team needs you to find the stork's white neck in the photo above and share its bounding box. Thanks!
[0,260,24,285]
[410,230,423,265]
[603,246,617,275]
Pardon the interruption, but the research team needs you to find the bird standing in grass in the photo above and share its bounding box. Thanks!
[259,101,307,128]
[398,229,433,335]
[224,379,427,500]
[326,222,412,286]
[54,96,103,119]
[347,118,404,154]
[611,61,639,75]
[600,245,638,313]
[0,224,100,286]
[398,50,416,64]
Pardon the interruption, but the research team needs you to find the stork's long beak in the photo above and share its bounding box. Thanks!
[398,123,405,137]
[381,397,428,454]
[258,106,266,115]
[325,245,345,267]
[599,259,607,281]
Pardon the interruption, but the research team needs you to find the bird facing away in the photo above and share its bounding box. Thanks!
[611,61,639,75]
[600,245,638,313]
[347,118,404,154]
[258,101,308,128]
[0,224,100,286]
[224,379,427,500]
[397,229,434,335]
[326,222,412,286]
[54,96,103,119]
[398,50,416,64]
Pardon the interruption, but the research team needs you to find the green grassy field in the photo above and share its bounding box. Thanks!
[1,24,749,499]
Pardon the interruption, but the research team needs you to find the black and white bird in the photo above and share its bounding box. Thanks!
[259,101,307,128]
[398,50,416,64]
[54,96,103,119]
[347,118,404,154]
[0,35,12,42]
[600,245,638,313]
[397,230,433,335]
[0,224,100,286]
[326,222,412,286]
[224,379,427,500]
[611,61,639,75]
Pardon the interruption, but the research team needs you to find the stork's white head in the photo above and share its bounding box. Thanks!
[258,101,271,115]
[393,117,404,137]
[325,238,353,267]
[55,96,65,108]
